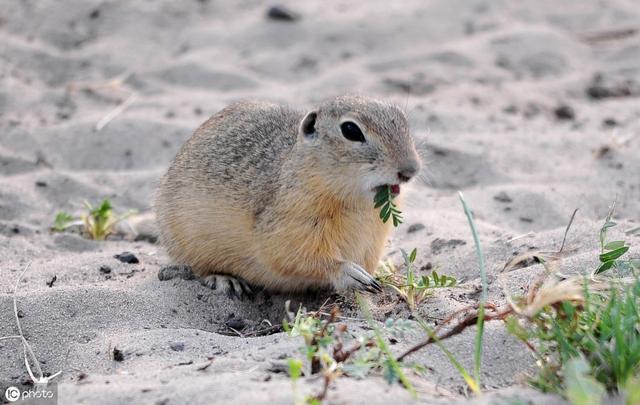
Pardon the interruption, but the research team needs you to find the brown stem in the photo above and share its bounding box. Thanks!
[396,304,511,362]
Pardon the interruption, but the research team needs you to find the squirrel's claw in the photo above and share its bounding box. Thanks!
[335,261,383,293]
[201,274,255,300]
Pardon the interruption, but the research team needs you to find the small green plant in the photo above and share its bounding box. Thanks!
[374,185,402,226]
[51,211,75,232]
[284,304,417,403]
[51,199,134,240]
[594,202,637,275]
[356,294,416,397]
[83,199,117,241]
[377,248,457,310]
[288,358,305,405]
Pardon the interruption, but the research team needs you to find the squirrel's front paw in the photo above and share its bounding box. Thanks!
[333,261,383,293]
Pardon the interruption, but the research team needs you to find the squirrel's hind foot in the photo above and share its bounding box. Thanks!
[200,274,255,300]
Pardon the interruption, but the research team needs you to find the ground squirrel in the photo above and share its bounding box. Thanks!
[155,95,421,296]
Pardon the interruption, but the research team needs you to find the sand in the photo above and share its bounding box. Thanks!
[1,0,639,404]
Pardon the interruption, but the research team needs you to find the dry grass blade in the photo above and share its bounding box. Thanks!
[513,277,608,318]
[95,93,137,132]
[3,262,63,384]
[12,262,44,379]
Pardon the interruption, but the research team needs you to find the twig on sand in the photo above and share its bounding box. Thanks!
[0,335,22,341]
[505,232,535,243]
[1,262,62,385]
[95,93,137,132]
[226,325,245,338]
[581,28,637,43]
[396,303,510,362]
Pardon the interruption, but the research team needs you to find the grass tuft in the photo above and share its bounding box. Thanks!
[51,198,134,241]
[284,300,419,402]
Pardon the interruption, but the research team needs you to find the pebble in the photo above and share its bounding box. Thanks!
[554,105,575,120]
[407,223,425,233]
[114,251,139,264]
[493,191,513,203]
[266,5,299,22]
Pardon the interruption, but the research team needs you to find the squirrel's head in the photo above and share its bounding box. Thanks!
[297,95,421,200]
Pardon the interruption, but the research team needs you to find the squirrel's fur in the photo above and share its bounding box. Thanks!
[155,95,420,292]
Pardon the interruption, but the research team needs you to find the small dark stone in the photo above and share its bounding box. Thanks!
[158,265,194,281]
[225,317,245,330]
[89,9,100,19]
[603,118,618,127]
[267,362,290,374]
[420,262,433,271]
[407,223,425,233]
[554,105,575,120]
[493,191,513,203]
[266,5,299,22]
[35,181,47,187]
[99,265,112,274]
[17,310,24,318]
[519,217,534,223]
[114,251,139,264]
[113,348,124,362]
[170,342,185,352]
[586,73,637,100]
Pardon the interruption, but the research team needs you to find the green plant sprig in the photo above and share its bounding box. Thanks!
[374,186,402,226]
[52,211,76,232]
[284,303,421,402]
[594,201,637,275]
[377,248,457,310]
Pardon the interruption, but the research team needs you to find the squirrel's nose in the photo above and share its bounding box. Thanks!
[397,163,419,183]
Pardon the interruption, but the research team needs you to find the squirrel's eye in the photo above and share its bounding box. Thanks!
[340,121,365,143]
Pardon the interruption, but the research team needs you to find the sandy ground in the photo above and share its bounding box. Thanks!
[1,0,640,404]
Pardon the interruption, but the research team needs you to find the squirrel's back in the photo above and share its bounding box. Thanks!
[161,101,302,202]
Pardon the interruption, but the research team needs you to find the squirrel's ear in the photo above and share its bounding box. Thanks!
[299,111,318,141]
